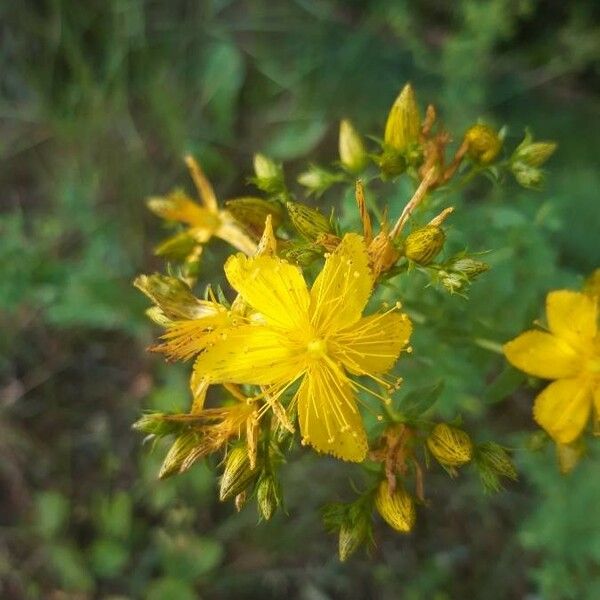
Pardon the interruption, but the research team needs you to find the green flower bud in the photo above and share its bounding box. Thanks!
[339,119,368,173]
[464,124,503,164]
[225,197,283,234]
[427,423,473,468]
[257,474,280,521]
[254,153,279,180]
[159,432,201,479]
[252,154,285,194]
[219,446,259,502]
[374,481,415,533]
[338,517,368,562]
[512,130,557,167]
[297,165,345,197]
[286,201,332,240]
[511,162,544,189]
[450,257,489,279]
[376,148,407,179]
[474,442,518,493]
[403,225,445,265]
[384,83,421,153]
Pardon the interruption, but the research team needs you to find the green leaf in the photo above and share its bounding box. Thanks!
[398,381,444,420]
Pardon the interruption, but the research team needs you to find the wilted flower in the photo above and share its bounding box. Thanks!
[148,156,256,263]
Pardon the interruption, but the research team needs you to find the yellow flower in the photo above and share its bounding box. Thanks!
[148,155,256,260]
[504,290,600,444]
[191,233,412,462]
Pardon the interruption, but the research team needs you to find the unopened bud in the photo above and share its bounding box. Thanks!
[133,412,182,438]
[286,201,332,240]
[512,130,557,167]
[219,446,258,502]
[297,165,344,196]
[374,480,415,533]
[511,162,544,189]
[338,517,368,562]
[384,83,421,153]
[339,119,367,173]
[464,124,503,164]
[159,432,201,479]
[474,442,517,493]
[252,154,285,194]
[257,474,280,521]
[253,153,280,180]
[427,423,473,468]
[403,225,445,265]
[225,197,283,234]
[376,148,407,179]
[450,257,489,279]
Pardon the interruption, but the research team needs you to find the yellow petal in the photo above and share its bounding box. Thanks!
[147,190,220,229]
[503,330,583,379]
[331,310,412,375]
[533,378,592,444]
[546,290,597,347]
[216,212,258,255]
[155,311,231,361]
[184,155,219,213]
[192,325,302,385]
[297,362,368,462]
[310,233,373,333]
[225,254,310,331]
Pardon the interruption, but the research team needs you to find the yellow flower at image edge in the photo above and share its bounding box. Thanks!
[504,290,600,444]
[193,234,412,462]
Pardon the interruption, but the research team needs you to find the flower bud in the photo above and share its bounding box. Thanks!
[297,165,344,197]
[286,201,332,240]
[159,432,201,479]
[384,83,421,153]
[464,124,503,164]
[403,225,445,265]
[427,423,473,468]
[219,446,258,502]
[474,442,517,493]
[225,197,283,235]
[339,119,367,173]
[376,148,407,179]
[338,517,368,562]
[253,153,280,180]
[511,163,544,189]
[133,412,183,438]
[252,154,285,194]
[512,130,557,167]
[257,474,280,521]
[450,257,489,279]
[374,480,415,533]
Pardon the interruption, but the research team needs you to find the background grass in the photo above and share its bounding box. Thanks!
[1,1,599,598]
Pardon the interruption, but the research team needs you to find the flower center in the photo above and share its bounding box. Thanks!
[307,338,328,358]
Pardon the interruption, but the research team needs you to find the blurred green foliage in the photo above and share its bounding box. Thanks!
[1,0,599,598]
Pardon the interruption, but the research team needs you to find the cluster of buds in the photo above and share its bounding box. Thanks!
[509,129,557,189]
[133,81,552,561]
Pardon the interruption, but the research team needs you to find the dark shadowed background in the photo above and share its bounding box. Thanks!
[1,1,599,598]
